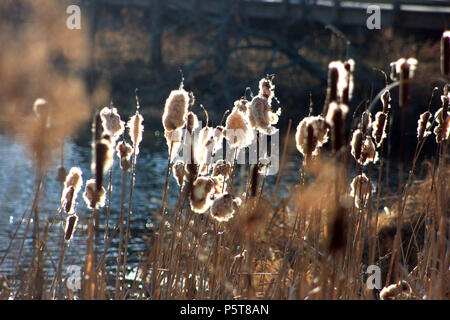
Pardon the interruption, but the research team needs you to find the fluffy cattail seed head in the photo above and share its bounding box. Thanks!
[225,107,254,149]
[61,167,83,214]
[417,111,432,142]
[190,177,216,213]
[247,95,281,135]
[173,160,185,186]
[212,160,231,180]
[100,106,125,140]
[379,280,412,300]
[128,111,144,155]
[381,90,391,113]
[295,116,329,160]
[350,174,375,209]
[433,107,450,143]
[162,88,190,131]
[372,112,388,148]
[350,129,364,162]
[92,135,113,191]
[210,193,237,222]
[116,141,133,171]
[83,179,106,209]
[342,59,355,105]
[186,111,199,135]
[258,77,275,105]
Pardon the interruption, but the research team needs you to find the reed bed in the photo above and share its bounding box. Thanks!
[0,3,448,299]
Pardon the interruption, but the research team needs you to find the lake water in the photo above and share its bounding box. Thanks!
[0,131,301,292]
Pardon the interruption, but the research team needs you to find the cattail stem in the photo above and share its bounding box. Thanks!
[121,146,138,299]
[115,170,127,299]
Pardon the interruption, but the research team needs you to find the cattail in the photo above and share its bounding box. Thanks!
[212,160,231,180]
[360,110,372,135]
[325,102,349,152]
[360,136,379,166]
[258,77,275,105]
[100,106,125,140]
[61,167,83,214]
[92,135,113,191]
[56,165,67,184]
[128,111,144,156]
[295,115,329,159]
[64,214,78,242]
[210,193,237,222]
[433,106,450,143]
[235,98,249,113]
[326,61,347,104]
[372,112,388,148]
[162,88,190,131]
[83,179,106,209]
[379,280,412,300]
[92,112,104,142]
[381,89,391,113]
[116,141,133,171]
[186,111,199,135]
[417,111,432,142]
[247,95,281,135]
[190,177,216,213]
[350,174,375,209]
[391,58,418,108]
[327,206,347,254]
[350,129,364,162]
[173,160,185,186]
[441,31,450,77]
[342,59,355,105]
[225,106,254,149]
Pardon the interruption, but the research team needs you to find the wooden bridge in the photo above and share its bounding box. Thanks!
[97,0,450,31]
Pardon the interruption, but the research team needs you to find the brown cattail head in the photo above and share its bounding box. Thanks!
[56,165,67,184]
[372,111,388,148]
[359,136,379,166]
[210,193,238,222]
[93,135,113,191]
[433,106,450,143]
[92,111,104,142]
[342,59,355,105]
[83,179,106,210]
[441,31,450,77]
[295,115,329,161]
[61,167,83,214]
[100,106,125,140]
[162,88,190,131]
[325,102,349,153]
[128,111,144,155]
[360,110,372,135]
[350,129,364,162]
[391,58,418,109]
[416,111,432,142]
[116,141,133,171]
[64,214,78,242]
[327,205,348,255]
[350,173,375,209]
[190,177,216,213]
[379,280,412,300]
[381,89,391,113]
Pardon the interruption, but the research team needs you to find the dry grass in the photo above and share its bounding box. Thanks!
[0,0,448,301]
